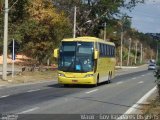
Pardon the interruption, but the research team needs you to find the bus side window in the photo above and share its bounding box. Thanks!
[100,43,105,57]
[108,45,110,57]
[111,46,115,57]
[114,47,115,57]
[105,45,107,56]
[112,46,114,57]
[103,44,106,56]
[106,45,108,56]
[113,47,115,57]
[111,46,113,57]
[110,46,112,57]
[95,42,97,49]
[99,43,101,56]
[102,44,104,56]
[101,44,103,56]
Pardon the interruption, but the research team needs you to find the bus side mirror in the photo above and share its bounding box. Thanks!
[54,48,59,58]
[94,50,99,59]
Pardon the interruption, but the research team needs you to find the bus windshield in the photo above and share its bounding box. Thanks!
[59,42,94,72]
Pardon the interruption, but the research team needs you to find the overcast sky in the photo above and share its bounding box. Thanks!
[126,0,160,33]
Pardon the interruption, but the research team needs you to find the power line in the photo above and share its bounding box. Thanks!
[9,0,18,10]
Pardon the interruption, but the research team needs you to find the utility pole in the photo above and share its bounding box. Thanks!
[156,44,159,62]
[127,38,131,66]
[73,6,76,38]
[120,16,125,68]
[140,44,143,64]
[119,15,132,67]
[2,0,9,80]
[12,39,15,78]
[134,42,138,64]
[104,22,106,41]
[120,31,123,68]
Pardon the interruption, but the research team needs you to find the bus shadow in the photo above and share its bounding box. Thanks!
[47,81,111,88]
[47,84,64,88]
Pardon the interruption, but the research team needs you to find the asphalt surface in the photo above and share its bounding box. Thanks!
[0,69,156,120]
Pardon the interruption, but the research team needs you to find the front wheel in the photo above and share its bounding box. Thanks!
[93,76,99,87]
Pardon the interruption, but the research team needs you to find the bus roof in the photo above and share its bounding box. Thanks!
[62,36,115,46]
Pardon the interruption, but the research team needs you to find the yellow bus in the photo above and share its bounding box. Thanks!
[54,37,116,86]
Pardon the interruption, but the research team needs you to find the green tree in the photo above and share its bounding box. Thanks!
[53,0,144,36]
[3,0,72,64]
[19,0,72,64]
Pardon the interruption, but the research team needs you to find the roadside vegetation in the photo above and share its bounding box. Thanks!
[143,61,160,119]
[0,0,159,68]
[0,0,160,116]
[141,96,160,119]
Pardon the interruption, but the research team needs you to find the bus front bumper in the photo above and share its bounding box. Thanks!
[58,76,96,85]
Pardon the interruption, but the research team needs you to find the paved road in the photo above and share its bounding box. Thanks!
[0,69,156,120]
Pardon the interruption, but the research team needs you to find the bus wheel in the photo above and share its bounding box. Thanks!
[109,72,112,83]
[107,73,111,84]
[93,75,99,87]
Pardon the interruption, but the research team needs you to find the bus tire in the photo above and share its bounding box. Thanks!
[109,72,112,83]
[107,72,111,84]
[93,75,99,87]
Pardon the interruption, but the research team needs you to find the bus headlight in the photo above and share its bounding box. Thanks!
[85,74,94,78]
[58,73,65,77]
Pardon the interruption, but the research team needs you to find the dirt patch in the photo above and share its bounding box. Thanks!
[0,55,28,64]
[0,54,38,66]
[5,70,58,84]
[140,95,160,120]
[0,54,58,85]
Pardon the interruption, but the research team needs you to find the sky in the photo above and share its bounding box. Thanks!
[126,0,160,33]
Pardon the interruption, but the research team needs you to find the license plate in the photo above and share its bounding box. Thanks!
[72,80,78,82]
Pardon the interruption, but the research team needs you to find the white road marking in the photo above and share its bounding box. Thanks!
[117,86,157,120]
[141,75,145,77]
[116,82,123,85]
[19,107,39,114]
[132,77,136,80]
[86,89,98,94]
[27,89,41,93]
[0,95,10,98]
[138,81,144,84]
